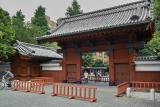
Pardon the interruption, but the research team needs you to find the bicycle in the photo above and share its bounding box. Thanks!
[81,77,88,84]
[0,76,13,90]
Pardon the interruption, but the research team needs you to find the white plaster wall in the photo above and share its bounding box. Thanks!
[135,61,160,71]
[42,66,62,71]
[40,63,62,71]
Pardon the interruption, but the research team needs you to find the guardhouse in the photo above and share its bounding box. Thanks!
[12,41,62,80]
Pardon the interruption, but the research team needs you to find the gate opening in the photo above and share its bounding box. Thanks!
[81,52,109,85]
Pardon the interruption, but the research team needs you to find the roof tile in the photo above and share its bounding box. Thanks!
[134,56,160,61]
[14,41,62,59]
[38,0,152,40]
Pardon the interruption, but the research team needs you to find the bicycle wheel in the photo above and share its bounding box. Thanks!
[0,81,5,90]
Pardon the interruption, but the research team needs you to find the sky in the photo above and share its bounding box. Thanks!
[0,0,140,22]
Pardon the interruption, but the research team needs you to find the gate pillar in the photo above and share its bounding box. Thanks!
[108,49,115,86]
[63,48,81,83]
[128,48,137,82]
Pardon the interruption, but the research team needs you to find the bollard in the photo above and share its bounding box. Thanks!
[126,87,131,97]
[150,88,155,101]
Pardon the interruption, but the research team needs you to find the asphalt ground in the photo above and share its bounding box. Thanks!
[0,81,160,107]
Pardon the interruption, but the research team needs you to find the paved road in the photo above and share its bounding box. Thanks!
[0,82,160,107]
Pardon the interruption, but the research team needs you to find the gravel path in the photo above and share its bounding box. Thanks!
[0,82,160,107]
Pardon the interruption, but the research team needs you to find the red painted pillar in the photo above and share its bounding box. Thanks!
[63,48,81,83]
[108,50,115,86]
[63,50,67,82]
[128,49,136,82]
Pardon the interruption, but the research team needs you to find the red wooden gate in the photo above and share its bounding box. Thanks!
[115,63,130,85]
[67,64,77,82]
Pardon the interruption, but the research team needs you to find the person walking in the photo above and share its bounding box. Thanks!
[84,71,88,83]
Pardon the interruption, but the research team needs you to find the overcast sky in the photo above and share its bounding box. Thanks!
[0,0,140,22]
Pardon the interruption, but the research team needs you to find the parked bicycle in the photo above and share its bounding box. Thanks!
[0,68,14,90]
[81,77,88,84]
[0,76,13,90]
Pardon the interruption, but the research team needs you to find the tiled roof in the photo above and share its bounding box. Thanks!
[14,40,62,59]
[38,0,152,40]
[134,56,160,61]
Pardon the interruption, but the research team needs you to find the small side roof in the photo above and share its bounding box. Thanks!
[134,56,160,61]
[14,40,62,59]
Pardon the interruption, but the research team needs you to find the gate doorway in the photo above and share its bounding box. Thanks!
[115,63,130,85]
[66,64,77,82]
[81,52,109,85]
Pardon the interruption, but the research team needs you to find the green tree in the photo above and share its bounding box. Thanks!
[138,47,152,56]
[65,0,82,17]
[41,42,61,50]
[0,8,16,59]
[153,0,160,31]
[25,23,43,44]
[147,31,160,56]
[32,5,49,34]
[12,10,43,44]
[82,53,94,67]
[153,0,160,20]
[139,0,160,56]
[12,10,26,41]
[92,59,105,67]
[146,0,160,56]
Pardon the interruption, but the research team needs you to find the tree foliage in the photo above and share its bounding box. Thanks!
[82,53,94,67]
[65,0,82,17]
[147,31,160,56]
[12,10,25,41]
[12,10,43,44]
[25,23,43,44]
[92,59,105,67]
[0,8,16,59]
[139,0,160,56]
[153,0,160,31]
[31,5,49,34]
[146,0,160,56]
[153,0,160,21]
[41,42,61,50]
[82,53,107,67]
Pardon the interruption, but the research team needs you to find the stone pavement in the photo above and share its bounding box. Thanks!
[131,91,160,102]
[0,82,160,107]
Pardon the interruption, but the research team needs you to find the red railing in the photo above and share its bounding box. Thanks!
[88,76,109,82]
[115,82,129,97]
[52,83,97,102]
[131,81,160,91]
[115,81,160,97]
[31,77,54,85]
[13,80,45,94]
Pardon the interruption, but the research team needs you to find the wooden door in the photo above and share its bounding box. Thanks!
[115,63,130,85]
[67,64,77,82]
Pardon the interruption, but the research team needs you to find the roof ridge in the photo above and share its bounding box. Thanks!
[134,56,159,61]
[37,0,151,40]
[50,21,65,34]
[16,40,56,52]
[59,0,146,21]
[136,56,157,57]
[65,6,141,24]
[14,40,62,59]
[16,40,33,55]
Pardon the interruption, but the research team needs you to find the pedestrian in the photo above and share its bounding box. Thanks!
[97,71,101,82]
[84,71,88,83]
